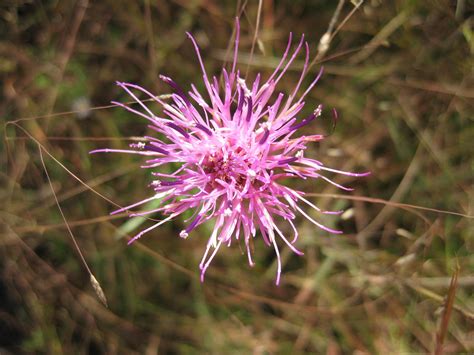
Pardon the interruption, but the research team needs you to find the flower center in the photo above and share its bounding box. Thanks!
[203,152,233,183]
[202,146,251,191]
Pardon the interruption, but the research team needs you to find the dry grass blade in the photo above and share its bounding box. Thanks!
[307,193,473,219]
[434,266,460,355]
[38,143,108,307]
[350,9,408,64]
[38,144,92,275]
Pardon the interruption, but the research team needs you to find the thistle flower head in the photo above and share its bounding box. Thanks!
[91,19,369,285]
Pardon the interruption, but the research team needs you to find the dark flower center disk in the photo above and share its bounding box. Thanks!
[202,148,251,190]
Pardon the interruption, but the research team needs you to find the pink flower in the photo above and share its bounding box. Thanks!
[91,19,369,285]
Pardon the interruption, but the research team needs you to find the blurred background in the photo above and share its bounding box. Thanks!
[2,0,473,353]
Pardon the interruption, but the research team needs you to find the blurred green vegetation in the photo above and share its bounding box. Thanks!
[2,0,473,353]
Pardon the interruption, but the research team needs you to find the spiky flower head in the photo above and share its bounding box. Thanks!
[91,19,369,285]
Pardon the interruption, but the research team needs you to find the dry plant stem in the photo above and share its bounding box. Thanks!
[312,0,345,65]
[27,164,135,215]
[6,136,148,142]
[350,9,408,64]
[7,185,471,241]
[219,1,247,86]
[6,122,171,224]
[9,188,472,237]
[9,214,126,235]
[245,0,263,79]
[38,144,108,307]
[397,95,465,194]
[132,239,196,279]
[132,237,335,316]
[305,194,473,219]
[5,95,171,126]
[434,266,459,355]
[88,224,337,321]
[307,0,363,71]
[10,124,120,208]
[355,143,422,247]
[108,221,338,316]
[12,233,138,332]
[330,0,362,41]
[389,77,474,99]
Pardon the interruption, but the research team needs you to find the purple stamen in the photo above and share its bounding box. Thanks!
[166,122,189,138]
[145,144,169,155]
[277,157,298,165]
[259,129,270,145]
[159,74,191,106]
[195,123,213,136]
[290,105,322,131]
[245,96,253,122]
